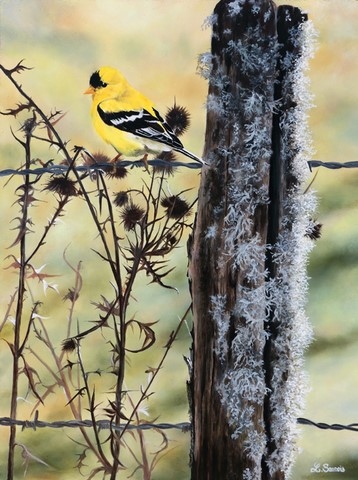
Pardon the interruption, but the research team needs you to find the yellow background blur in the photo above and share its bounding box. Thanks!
[0,0,357,479]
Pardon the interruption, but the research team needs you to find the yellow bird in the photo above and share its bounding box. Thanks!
[84,66,206,166]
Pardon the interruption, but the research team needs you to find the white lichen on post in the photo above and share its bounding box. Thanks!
[265,16,318,476]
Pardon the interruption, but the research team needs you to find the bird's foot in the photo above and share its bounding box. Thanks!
[111,153,122,163]
[141,153,149,172]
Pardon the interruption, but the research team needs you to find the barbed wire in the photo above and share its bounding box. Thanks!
[297,417,358,432]
[0,159,202,178]
[0,416,191,433]
[2,159,357,178]
[0,416,356,433]
[308,160,358,170]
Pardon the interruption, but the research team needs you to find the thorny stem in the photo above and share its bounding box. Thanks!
[94,173,126,477]
[76,341,112,471]
[7,130,31,480]
[62,252,83,340]
[25,196,69,265]
[97,171,123,297]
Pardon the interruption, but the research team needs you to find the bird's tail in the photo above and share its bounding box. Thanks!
[175,147,208,166]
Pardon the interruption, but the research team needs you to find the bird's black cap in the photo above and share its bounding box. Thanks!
[89,70,107,89]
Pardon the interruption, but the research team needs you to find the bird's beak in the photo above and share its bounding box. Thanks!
[83,86,95,95]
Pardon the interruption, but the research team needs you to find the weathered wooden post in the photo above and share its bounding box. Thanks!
[189,1,316,478]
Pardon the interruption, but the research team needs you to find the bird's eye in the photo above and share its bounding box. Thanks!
[89,71,107,89]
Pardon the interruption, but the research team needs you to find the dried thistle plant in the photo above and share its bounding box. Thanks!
[0,60,196,480]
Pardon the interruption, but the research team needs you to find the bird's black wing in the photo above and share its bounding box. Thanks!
[98,105,184,150]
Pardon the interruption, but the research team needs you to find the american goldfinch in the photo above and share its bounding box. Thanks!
[84,66,206,166]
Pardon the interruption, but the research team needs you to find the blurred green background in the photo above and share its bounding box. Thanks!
[0,0,357,479]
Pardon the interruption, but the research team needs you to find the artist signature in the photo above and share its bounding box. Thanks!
[310,463,345,474]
